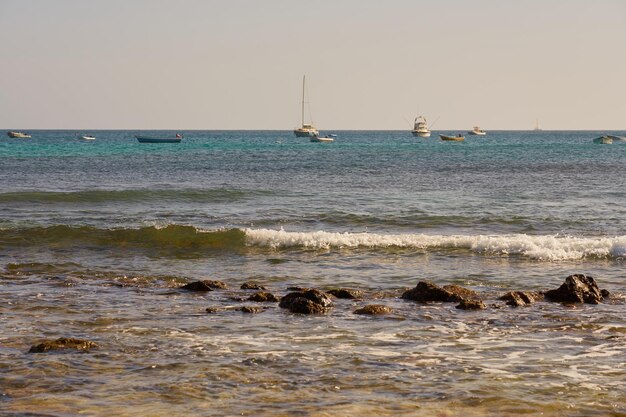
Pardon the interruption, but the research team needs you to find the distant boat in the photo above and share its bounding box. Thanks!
[592,136,613,144]
[7,131,31,138]
[440,134,465,141]
[533,120,542,131]
[311,134,335,143]
[468,126,486,136]
[293,75,319,138]
[79,134,96,141]
[606,135,626,141]
[411,116,431,137]
[136,134,182,143]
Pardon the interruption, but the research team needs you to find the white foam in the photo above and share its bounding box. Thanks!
[244,228,626,261]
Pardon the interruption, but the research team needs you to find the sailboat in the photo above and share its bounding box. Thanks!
[411,116,431,137]
[293,75,319,138]
[533,119,542,131]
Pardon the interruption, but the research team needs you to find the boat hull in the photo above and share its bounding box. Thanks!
[592,136,612,144]
[310,137,334,143]
[440,134,465,141]
[411,131,431,138]
[294,129,319,138]
[468,131,486,136]
[7,131,31,138]
[136,136,182,143]
[79,136,96,141]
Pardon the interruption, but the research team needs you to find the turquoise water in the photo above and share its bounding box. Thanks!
[1,130,625,416]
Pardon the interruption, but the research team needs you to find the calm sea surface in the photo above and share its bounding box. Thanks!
[1,130,624,416]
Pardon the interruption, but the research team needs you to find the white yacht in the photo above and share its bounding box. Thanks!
[293,75,319,138]
[411,116,431,138]
[468,126,486,136]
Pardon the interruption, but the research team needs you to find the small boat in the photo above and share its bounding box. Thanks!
[592,136,613,144]
[310,134,335,143]
[468,126,486,136]
[79,134,96,141]
[440,134,465,141]
[411,116,431,137]
[136,134,182,143]
[293,75,320,138]
[533,119,542,131]
[7,131,31,138]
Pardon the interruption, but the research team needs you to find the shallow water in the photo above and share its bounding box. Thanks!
[0,130,624,416]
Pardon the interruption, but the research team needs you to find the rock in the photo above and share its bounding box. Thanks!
[443,285,480,301]
[601,289,610,299]
[545,274,604,304]
[286,286,308,292]
[181,281,213,292]
[326,288,363,299]
[241,281,267,290]
[205,307,223,313]
[456,299,486,310]
[401,281,459,302]
[279,289,333,314]
[354,304,393,315]
[500,291,542,307]
[239,306,264,314]
[181,279,227,291]
[202,280,228,289]
[248,291,279,302]
[29,337,97,353]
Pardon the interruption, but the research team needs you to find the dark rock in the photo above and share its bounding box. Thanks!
[241,281,267,290]
[286,286,308,292]
[239,306,264,314]
[202,280,228,289]
[327,288,363,299]
[354,304,393,315]
[456,299,486,310]
[279,289,333,314]
[205,307,223,313]
[500,291,542,307]
[29,337,97,353]
[545,274,604,304]
[443,285,480,301]
[601,289,610,299]
[181,281,214,292]
[248,292,279,302]
[401,281,458,302]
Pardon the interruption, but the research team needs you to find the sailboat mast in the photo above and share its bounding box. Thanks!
[301,75,305,127]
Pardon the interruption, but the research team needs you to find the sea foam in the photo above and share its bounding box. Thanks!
[244,228,626,261]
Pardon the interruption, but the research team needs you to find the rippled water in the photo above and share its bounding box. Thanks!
[0,130,624,416]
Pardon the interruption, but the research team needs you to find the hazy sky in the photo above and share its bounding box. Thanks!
[1,0,625,130]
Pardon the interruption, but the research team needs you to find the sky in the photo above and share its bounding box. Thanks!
[1,0,625,130]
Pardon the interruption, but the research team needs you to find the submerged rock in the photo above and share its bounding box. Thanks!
[205,306,224,313]
[238,306,265,314]
[500,291,543,307]
[241,281,267,290]
[247,291,279,302]
[443,285,480,301]
[29,337,97,353]
[327,288,363,299]
[354,304,393,315]
[545,274,604,304]
[456,299,486,310]
[279,289,333,314]
[402,281,463,302]
[181,279,228,291]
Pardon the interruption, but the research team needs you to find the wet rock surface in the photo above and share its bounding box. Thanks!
[500,291,543,307]
[327,288,363,299]
[443,285,480,301]
[248,291,279,302]
[279,289,333,314]
[238,306,265,314]
[354,304,393,315]
[402,281,471,303]
[181,281,214,292]
[545,274,604,304]
[29,337,97,353]
[240,281,267,290]
[456,299,486,310]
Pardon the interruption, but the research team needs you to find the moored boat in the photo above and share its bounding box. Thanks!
[294,75,319,138]
[592,136,613,144]
[7,131,31,138]
[310,134,335,143]
[440,134,465,141]
[468,126,486,136]
[79,134,96,141]
[411,116,431,137]
[136,134,182,143]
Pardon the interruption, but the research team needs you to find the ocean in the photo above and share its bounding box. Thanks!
[0,130,624,416]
